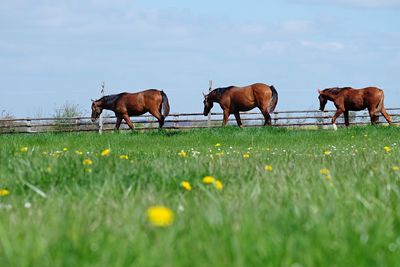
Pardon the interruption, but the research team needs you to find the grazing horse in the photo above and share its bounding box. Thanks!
[318,86,392,130]
[203,83,278,127]
[91,89,170,130]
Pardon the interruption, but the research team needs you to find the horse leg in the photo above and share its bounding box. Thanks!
[332,109,343,130]
[344,111,350,127]
[368,109,378,125]
[370,113,378,125]
[115,116,123,131]
[158,115,165,128]
[222,110,230,126]
[257,105,272,126]
[369,113,378,125]
[123,114,135,130]
[381,108,393,125]
[149,110,164,128]
[262,111,272,126]
[234,112,243,128]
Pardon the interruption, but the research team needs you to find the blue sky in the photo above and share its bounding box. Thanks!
[1,0,399,117]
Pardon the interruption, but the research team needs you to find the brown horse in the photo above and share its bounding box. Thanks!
[318,86,392,130]
[91,89,170,130]
[203,83,278,127]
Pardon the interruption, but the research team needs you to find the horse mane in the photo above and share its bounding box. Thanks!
[324,87,351,95]
[99,93,124,107]
[211,86,235,98]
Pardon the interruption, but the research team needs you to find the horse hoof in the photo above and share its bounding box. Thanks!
[332,124,338,131]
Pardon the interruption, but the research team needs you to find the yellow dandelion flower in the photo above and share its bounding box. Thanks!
[243,153,250,159]
[63,147,68,152]
[214,180,223,190]
[75,150,83,155]
[83,159,93,165]
[147,205,174,227]
[20,147,28,153]
[325,175,332,181]
[264,165,273,172]
[384,146,391,153]
[202,176,216,184]
[392,166,399,171]
[119,155,129,160]
[0,189,10,197]
[181,181,192,191]
[215,143,221,147]
[320,168,330,175]
[324,150,332,155]
[178,150,187,157]
[101,149,111,157]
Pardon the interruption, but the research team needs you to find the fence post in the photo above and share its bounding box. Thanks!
[99,81,105,134]
[26,119,32,133]
[208,80,212,127]
[174,114,179,128]
[321,110,328,129]
[76,118,80,132]
[274,111,279,126]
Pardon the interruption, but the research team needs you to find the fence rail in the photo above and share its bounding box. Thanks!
[1,108,399,134]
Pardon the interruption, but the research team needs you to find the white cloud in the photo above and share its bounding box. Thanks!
[239,24,267,35]
[290,0,400,8]
[300,40,345,51]
[247,41,290,55]
[0,0,193,39]
[281,20,315,34]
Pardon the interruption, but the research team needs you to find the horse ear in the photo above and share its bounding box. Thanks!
[317,89,321,94]
[202,92,207,98]
[91,99,95,102]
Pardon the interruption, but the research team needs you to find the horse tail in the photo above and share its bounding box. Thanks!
[160,90,170,117]
[268,85,278,113]
[376,89,385,112]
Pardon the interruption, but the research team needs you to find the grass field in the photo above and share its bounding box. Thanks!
[0,127,400,267]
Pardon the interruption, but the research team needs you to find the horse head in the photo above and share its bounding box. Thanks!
[91,100,103,122]
[317,89,328,111]
[202,92,213,116]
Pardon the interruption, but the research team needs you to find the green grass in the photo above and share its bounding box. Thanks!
[0,127,400,267]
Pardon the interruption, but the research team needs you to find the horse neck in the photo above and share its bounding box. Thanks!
[98,95,119,111]
[322,90,337,101]
[209,91,222,103]
[96,100,110,110]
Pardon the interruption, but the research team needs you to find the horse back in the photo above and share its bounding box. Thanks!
[227,83,270,97]
[222,83,272,112]
[115,89,163,115]
[341,87,383,110]
[250,83,272,97]
[362,87,384,108]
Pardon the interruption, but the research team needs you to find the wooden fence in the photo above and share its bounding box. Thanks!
[1,108,399,134]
